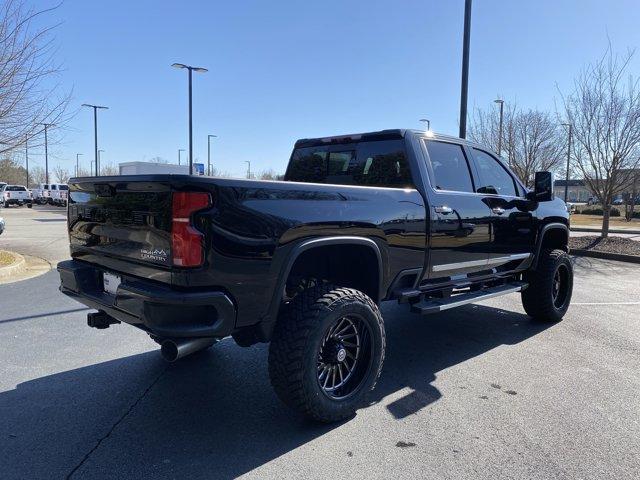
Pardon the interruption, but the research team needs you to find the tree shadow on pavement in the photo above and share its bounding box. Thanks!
[0,303,553,479]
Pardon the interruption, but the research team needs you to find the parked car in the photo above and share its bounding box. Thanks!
[48,183,69,206]
[612,195,624,205]
[0,184,32,208]
[587,197,598,205]
[0,216,4,235]
[31,184,50,205]
[58,129,573,422]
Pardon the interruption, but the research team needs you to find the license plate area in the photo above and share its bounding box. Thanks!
[103,272,121,295]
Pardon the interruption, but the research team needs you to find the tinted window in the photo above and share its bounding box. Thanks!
[7,185,27,191]
[59,185,69,190]
[286,139,412,188]
[473,149,517,196]
[425,141,474,192]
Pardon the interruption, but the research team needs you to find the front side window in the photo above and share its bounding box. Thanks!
[424,140,474,193]
[473,149,517,196]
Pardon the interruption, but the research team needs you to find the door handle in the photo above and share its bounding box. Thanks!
[492,207,505,215]
[434,205,453,215]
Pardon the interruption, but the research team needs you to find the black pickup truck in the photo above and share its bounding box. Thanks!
[58,129,573,422]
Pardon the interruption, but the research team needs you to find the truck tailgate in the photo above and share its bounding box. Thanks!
[68,180,173,268]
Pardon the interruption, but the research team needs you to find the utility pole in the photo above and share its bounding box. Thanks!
[178,148,185,166]
[172,63,208,175]
[207,134,217,176]
[561,123,573,203]
[458,0,472,139]
[494,99,504,157]
[82,104,109,176]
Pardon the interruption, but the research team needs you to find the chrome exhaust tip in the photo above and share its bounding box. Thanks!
[160,337,217,362]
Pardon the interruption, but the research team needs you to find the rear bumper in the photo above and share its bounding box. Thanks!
[57,259,236,339]
[4,199,31,205]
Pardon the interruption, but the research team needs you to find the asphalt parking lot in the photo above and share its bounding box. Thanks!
[1,208,639,479]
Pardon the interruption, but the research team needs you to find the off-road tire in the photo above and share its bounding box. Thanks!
[268,285,385,423]
[522,249,573,322]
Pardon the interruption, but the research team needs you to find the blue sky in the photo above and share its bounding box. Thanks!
[30,0,640,177]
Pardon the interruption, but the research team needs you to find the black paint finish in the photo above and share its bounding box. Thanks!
[61,129,569,340]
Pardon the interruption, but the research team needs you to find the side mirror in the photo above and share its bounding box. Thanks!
[527,171,554,202]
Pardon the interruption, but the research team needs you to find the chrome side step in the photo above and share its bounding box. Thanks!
[410,282,528,315]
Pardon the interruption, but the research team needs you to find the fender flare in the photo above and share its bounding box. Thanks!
[259,236,385,341]
[531,223,569,270]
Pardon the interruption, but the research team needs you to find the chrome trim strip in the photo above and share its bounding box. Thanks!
[432,253,531,272]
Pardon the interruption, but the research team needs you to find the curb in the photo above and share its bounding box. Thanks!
[571,249,640,264]
[571,227,640,235]
[0,250,27,280]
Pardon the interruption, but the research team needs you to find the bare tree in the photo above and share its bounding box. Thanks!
[52,164,69,183]
[511,110,565,186]
[0,1,70,155]
[469,102,564,186]
[100,163,119,176]
[29,165,46,185]
[560,48,640,237]
[258,168,283,180]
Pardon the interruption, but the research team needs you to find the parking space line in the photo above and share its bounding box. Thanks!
[572,302,640,306]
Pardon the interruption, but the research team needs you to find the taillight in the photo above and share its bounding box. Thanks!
[171,192,211,267]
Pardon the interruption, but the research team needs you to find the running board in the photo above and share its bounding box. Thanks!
[410,282,528,315]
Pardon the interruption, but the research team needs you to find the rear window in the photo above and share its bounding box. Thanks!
[285,139,413,188]
[59,185,69,190]
[6,185,27,191]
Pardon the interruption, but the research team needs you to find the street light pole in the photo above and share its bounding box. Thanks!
[561,123,573,203]
[172,63,208,175]
[98,150,105,175]
[207,134,217,176]
[459,0,472,139]
[494,99,504,157]
[82,104,109,177]
[76,153,83,177]
[419,119,430,131]
[178,148,185,166]
[245,160,251,179]
[39,123,53,184]
[24,135,29,188]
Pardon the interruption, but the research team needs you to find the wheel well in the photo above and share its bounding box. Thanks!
[285,244,380,303]
[539,227,568,252]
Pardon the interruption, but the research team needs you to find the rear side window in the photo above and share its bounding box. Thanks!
[285,139,413,188]
[424,141,474,193]
[472,149,517,196]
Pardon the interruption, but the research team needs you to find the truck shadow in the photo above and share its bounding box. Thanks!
[1,303,552,479]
